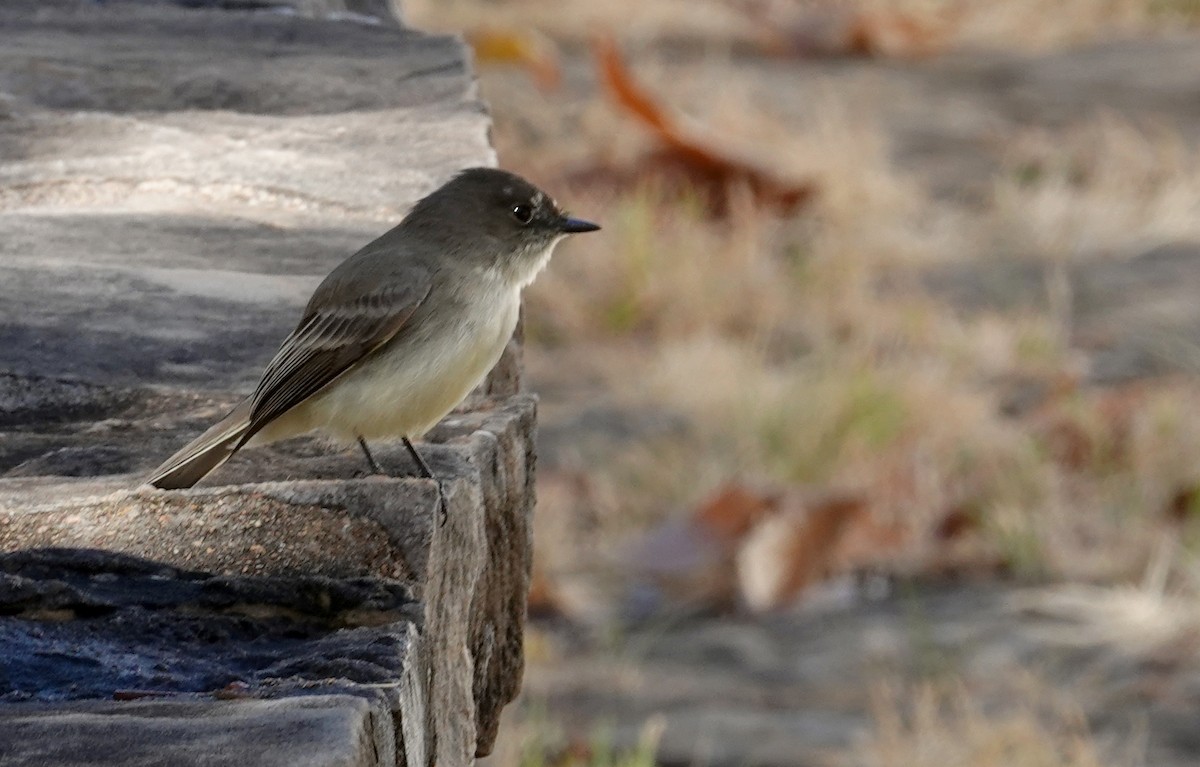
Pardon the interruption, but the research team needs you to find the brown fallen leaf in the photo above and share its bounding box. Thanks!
[694,483,780,545]
[934,504,981,541]
[843,9,945,58]
[623,513,739,611]
[920,501,1012,579]
[212,680,255,700]
[755,7,948,59]
[590,35,816,215]
[1030,383,1142,471]
[527,568,564,619]
[631,480,1013,614]
[832,507,908,572]
[737,493,868,610]
[467,26,562,91]
[622,483,779,612]
[1166,486,1200,524]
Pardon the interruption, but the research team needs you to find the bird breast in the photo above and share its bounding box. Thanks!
[261,283,523,444]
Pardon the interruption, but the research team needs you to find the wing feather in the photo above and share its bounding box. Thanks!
[238,278,431,446]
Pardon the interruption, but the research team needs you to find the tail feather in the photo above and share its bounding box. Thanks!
[145,399,253,490]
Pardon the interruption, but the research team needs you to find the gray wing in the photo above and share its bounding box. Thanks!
[238,276,431,446]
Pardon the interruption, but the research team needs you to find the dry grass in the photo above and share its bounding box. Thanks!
[537,82,1200,587]
[399,1,1200,592]
[928,0,1167,50]
[392,8,1200,763]
[403,0,757,44]
[856,676,1132,767]
[525,96,1200,585]
[405,0,1200,52]
[483,703,664,767]
[992,118,1200,264]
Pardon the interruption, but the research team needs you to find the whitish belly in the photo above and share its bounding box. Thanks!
[254,291,520,444]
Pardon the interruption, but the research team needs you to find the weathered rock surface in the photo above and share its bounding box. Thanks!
[0,549,422,703]
[0,0,494,392]
[0,408,536,767]
[0,694,396,767]
[0,2,532,766]
[0,395,537,765]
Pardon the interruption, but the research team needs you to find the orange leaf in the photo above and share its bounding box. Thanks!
[776,495,867,601]
[1166,486,1200,525]
[933,504,981,541]
[468,27,562,91]
[846,10,943,58]
[621,483,781,611]
[693,483,779,545]
[527,569,564,619]
[594,35,681,140]
[592,35,816,215]
[759,8,947,59]
[737,493,868,610]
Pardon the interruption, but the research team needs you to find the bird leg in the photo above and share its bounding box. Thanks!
[355,435,446,525]
[401,436,434,479]
[402,436,448,526]
[356,436,384,475]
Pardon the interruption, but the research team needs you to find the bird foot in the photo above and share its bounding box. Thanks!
[435,479,448,527]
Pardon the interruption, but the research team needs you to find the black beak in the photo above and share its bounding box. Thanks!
[558,216,601,234]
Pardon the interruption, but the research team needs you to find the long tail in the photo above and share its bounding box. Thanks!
[145,398,253,490]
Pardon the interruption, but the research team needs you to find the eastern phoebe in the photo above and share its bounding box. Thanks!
[146,167,599,494]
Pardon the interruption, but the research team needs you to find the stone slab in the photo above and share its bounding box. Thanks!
[0,394,537,765]
[0,478,438,581]
[0,2,536,765]
[0,694,391,767]
[0,549,421,703]
[0,395,534,577]
[0,0,495,391]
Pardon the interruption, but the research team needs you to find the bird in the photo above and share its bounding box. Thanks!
[145,167,599,496]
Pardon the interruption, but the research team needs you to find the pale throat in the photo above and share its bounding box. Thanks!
[491,236,563,290]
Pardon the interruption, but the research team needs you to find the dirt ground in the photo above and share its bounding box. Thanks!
[396,4,1200,765]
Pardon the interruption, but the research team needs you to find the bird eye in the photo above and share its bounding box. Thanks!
[511,203,534,225]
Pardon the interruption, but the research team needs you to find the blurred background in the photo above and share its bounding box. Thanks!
[407,2,1200,765]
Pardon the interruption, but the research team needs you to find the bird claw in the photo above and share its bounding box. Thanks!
[435,479,448,527]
